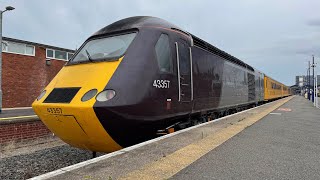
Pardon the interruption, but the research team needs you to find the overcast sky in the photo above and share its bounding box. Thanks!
[1,0,320,85]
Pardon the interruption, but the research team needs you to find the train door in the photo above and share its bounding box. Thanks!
[259,77,263,100]
[248,73,255,102]
[175,41,193,102]
[259,73,264,101]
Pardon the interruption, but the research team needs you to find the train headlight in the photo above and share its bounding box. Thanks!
[81,89,98,102]
[37,90,46,101]
[96,90,116,102]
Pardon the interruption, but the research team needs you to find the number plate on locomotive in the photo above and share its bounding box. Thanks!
[153,80,170,89]
[47,108,63,114]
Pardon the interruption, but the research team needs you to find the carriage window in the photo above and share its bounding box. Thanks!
[178,42,190,75]
[155,34,172,73]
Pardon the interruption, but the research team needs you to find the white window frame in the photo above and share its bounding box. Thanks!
[46,48,72,61]
[54,50,68,61]
[2,41,35,56]
[67,52,74,60]
[25,44,36,56]
[2,41,8,52]
[46,49,55,59]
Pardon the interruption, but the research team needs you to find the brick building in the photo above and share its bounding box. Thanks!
[2,37,74,107]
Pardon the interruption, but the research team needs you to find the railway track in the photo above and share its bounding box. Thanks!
[0,140,105,180]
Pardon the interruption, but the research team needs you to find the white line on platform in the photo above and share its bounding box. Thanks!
[28,99,285,180]
[0,115,38,121]
[269,113,282,115]
[2,107,33,110]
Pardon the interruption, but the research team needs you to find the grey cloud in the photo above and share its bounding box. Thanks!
[296,48,320,57]
[307,19,320,26]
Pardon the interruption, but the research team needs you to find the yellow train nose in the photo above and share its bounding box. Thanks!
[41,114,88,146]
[32,58,124,152]
[33,104,122,152]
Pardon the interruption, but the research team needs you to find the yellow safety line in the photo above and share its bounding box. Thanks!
[120,96,294,180]
[0,115,38,121]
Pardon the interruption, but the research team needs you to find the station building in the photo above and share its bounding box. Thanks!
[295,75,320,87]
[2,37,74,108]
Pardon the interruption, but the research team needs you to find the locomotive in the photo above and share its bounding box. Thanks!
[32,16,289,153]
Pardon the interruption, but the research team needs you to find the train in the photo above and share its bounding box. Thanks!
[32,16,290,153]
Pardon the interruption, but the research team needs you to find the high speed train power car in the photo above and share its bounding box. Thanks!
[32,16,290,153]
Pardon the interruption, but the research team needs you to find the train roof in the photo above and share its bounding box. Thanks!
[92,16,255,72]
[264,74,289,87]
[93,16,180,36]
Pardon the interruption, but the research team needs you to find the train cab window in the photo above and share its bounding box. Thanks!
[155,34,172,73]
[71,32,137,63]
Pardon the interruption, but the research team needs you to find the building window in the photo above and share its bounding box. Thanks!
[26,45,35,55]
[55,50,67,60]
[3,41,35,56]
[47,49,54,58]
[2,41,8,51]
[68,52,74,60]
[46,49,73,61]
[8,42,25,54]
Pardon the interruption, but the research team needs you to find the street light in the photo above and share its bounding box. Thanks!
[311,60,316,106]
[308,61,310,100]
[5,6,15,11]
[0,6,15,113]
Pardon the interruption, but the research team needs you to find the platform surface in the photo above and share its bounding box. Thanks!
[172,96,320,179]
[31,96,320,180]
[0,107,37,121]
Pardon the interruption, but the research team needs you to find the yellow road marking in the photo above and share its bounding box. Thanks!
[120,96,293,180]
[0,115,38,121]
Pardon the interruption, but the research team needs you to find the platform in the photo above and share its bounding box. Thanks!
[172,96,320,179]
[30,96,320,180]
[0,107,37,123]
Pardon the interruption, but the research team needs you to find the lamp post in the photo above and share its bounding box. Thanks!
[0,6,15,113]
[312,55,315,103]
[314,57,319,108]
[314,69,316,106]
[315,65,318,108]
[308,61,311,100]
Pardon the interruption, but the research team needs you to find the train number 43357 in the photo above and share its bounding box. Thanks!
[47,108,63,114]
[153,80,170,88]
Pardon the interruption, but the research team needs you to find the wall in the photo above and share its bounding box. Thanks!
[0,119,52,145]
[2,47,66,107]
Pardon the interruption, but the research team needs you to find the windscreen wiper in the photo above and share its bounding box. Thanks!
[85,50,93,62]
